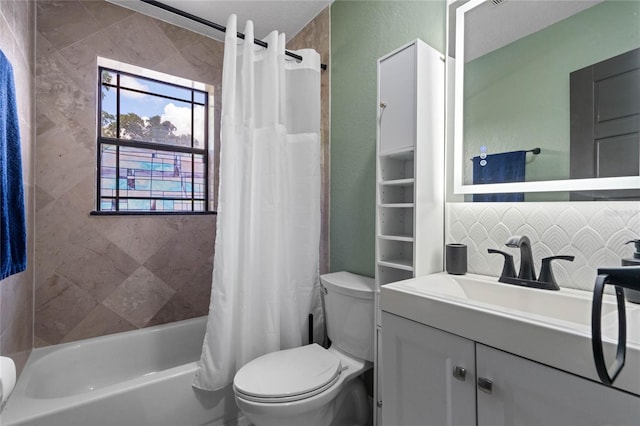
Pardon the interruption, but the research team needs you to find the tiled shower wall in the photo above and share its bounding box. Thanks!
[35,0,221,347]
[447,202,640,292]
[0,1,36,376]
[35,0,330,347]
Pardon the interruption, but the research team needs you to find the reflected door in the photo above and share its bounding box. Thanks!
[570,47,640,200]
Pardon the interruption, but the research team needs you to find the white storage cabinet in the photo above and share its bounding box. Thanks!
[382,311,640,426]
[374,39,445,425]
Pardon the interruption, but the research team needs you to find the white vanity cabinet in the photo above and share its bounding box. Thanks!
[382,311,640,426]
[476,344,640,426]
[381,312,476,426]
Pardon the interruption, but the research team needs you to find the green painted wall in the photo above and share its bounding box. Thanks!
[463,1,640,190]
[330,0,446,276]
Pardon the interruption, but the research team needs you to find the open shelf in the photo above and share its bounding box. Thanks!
[379,151,415,181]
[378,259,414,271]
[377,265,414,286]
[378,240,413,270]
[379,184,414,204]
[379,203,413,208]
[380,178,414,187]
[378,234,414,242]
[381,147,415,160]
[379,206,413,237]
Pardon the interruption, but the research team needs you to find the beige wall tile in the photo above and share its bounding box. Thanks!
[154,20,204,51]
[102,266,175,328]
[36,1,102,51]
[61,305,136,343]
[35,274,98,344]
[35,128,94,199]
[146,293,202,327]
[100,218,179,265]
[144,239,210,291]
[81,0,134,29]
[0,0,36,378]
[107,13,181,69]
[175,265,213,315]
[55,237,139,302]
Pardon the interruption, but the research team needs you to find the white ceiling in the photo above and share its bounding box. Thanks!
[107,0,332,43]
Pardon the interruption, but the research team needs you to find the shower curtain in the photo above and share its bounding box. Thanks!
[193,15,323,391]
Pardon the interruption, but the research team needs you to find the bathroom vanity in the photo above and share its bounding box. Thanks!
[380,273,640,425]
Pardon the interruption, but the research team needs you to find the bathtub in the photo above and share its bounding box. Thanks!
[1,317,240,426]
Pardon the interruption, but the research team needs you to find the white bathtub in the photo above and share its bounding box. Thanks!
[1,317,240,426]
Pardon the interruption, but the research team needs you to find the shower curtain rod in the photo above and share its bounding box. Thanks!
[140,0,328,71]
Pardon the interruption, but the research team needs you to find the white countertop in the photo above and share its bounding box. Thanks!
[381,272,640,396]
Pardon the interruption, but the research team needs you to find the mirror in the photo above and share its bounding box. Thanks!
[450,0,640,200]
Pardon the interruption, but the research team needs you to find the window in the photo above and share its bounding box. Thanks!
[97,60,211,213]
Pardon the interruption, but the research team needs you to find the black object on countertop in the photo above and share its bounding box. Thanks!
[591,266,640,386]
[446,244,467,275]
[622,240,640,303]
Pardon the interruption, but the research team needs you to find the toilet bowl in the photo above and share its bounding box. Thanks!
[233,272,375,426]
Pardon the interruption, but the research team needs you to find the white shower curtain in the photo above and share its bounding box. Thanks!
[193,15,323,391]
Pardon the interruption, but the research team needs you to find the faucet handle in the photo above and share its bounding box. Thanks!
[538,255,575,290]
[488,248,517,281]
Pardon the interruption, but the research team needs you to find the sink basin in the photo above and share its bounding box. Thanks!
[396,273,623,329]
[381,272,640,396]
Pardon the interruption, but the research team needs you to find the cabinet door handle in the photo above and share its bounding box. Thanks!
[453,366,467,381]
[477,377,493,394]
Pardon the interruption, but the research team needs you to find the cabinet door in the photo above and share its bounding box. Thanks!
[476,344,640,426]
[379,45,416,155]
[381,312,476,426]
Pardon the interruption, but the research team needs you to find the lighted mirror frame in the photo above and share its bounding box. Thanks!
[452,0,640,196]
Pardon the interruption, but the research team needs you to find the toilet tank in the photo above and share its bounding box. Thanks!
[321,272,375,362]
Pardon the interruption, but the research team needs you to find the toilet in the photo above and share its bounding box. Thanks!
[233,271,375,426]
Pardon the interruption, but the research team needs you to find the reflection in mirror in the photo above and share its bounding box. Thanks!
[450,0,640,201]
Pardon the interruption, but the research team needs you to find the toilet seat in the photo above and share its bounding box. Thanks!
[234,344,343,403]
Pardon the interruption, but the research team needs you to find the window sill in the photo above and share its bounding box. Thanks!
[90,211,217,216]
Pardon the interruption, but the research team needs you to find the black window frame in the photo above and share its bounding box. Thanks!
[95,66,211,215]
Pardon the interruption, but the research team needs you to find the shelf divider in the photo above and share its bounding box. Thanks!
[378,259,414,272]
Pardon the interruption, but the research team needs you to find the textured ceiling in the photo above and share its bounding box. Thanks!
[107,0,332,42]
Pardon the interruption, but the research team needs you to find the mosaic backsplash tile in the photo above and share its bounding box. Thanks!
[446,202,640,292]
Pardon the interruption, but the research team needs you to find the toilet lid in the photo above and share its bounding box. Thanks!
[234,344,342,402]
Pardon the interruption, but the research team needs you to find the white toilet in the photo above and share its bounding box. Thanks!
[233,271,375,426]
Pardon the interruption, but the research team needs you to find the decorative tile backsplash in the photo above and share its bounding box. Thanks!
[446,202,640,292]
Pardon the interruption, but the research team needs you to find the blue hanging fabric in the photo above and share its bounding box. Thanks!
[472,150,526,202]
[0,49,27,280]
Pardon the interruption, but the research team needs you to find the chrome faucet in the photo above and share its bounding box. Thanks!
[505,235,536,281]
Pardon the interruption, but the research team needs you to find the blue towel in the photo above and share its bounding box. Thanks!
[472,150,526,202]
[0,49,27,280]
